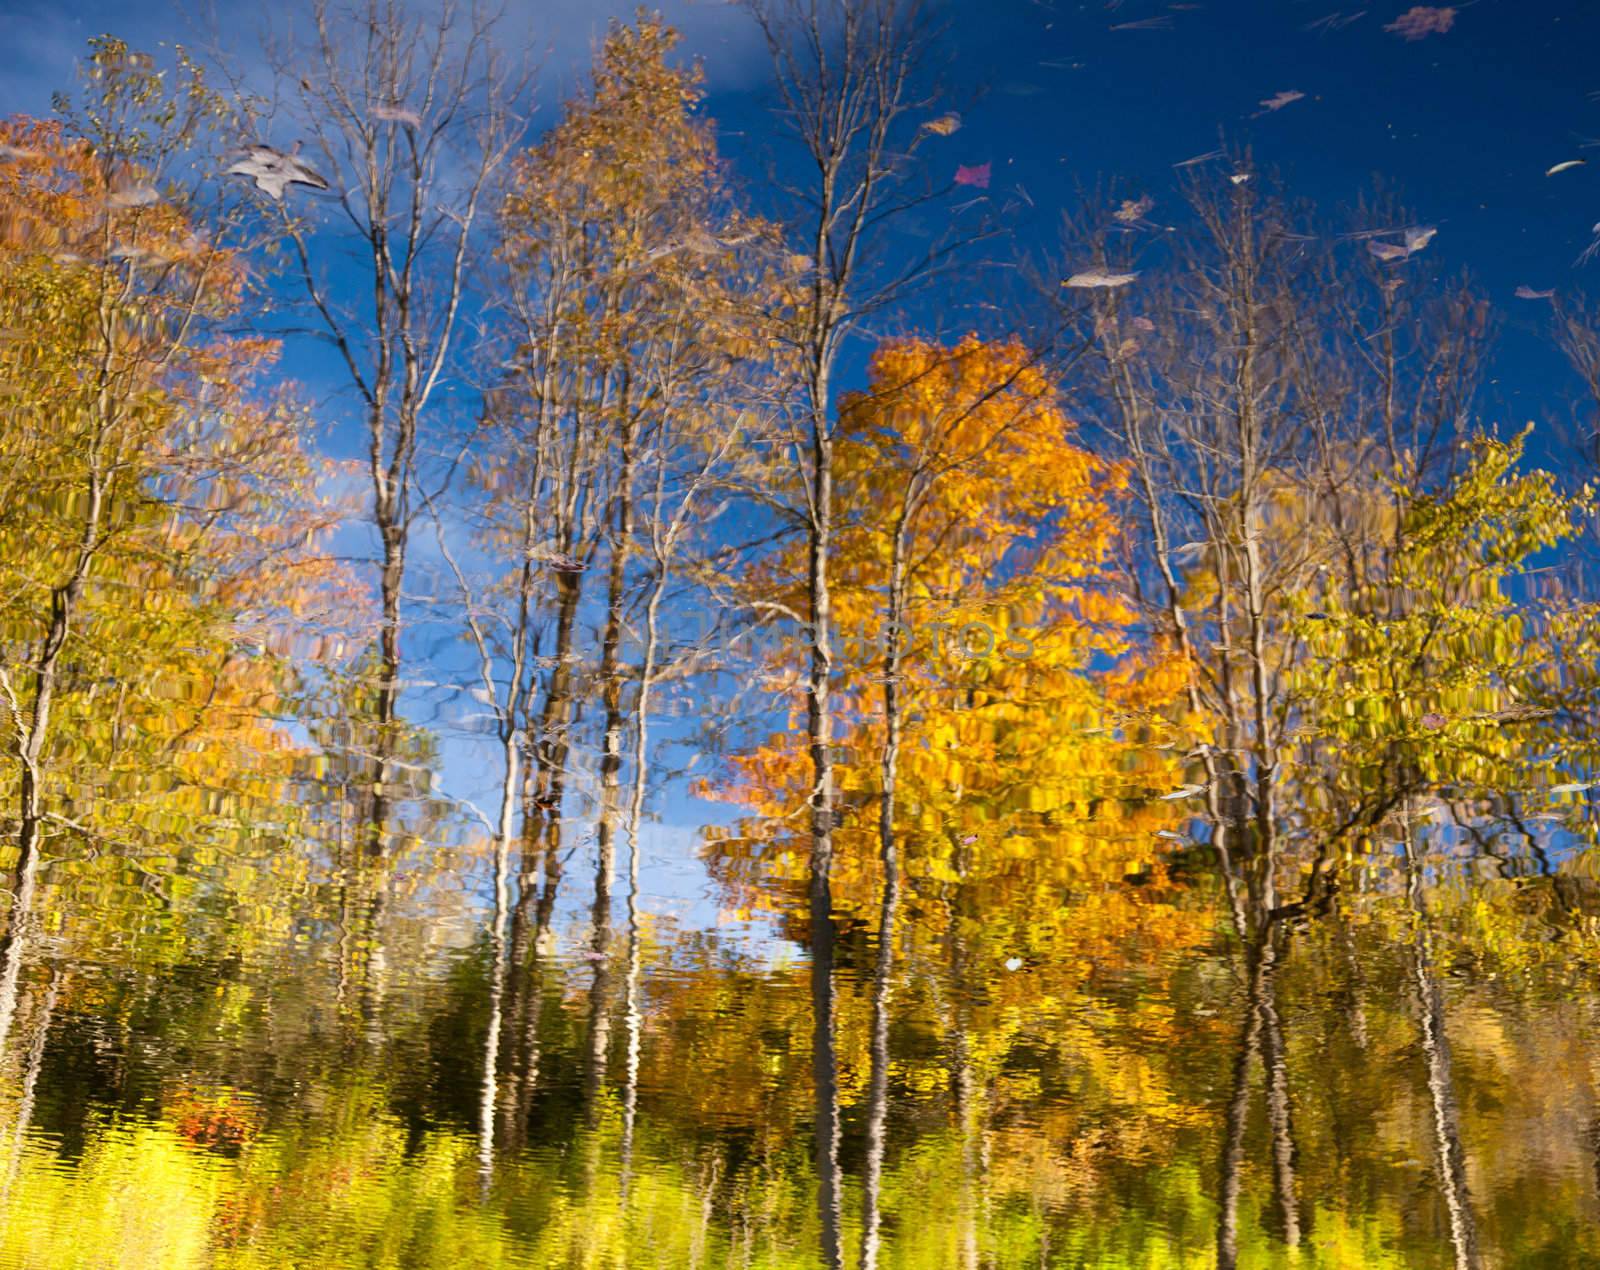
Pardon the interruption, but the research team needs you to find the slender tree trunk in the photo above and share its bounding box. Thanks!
[501,563,584,1142]
[1217,944,1264,1270]
[582,938,613,1125]
[516,562,584,948]
[1257,932,1302,1248]
[950,842,981,1270]
[1405,832,1482,1270]
[586,424,635,1119]
[1251,782,1300,1250]
[370,499,406,868]
[619,563,663,1195]
[806,411,843,1270]
[477,731,520,1195]
[861,503,915,1270]
[357,410,410,1024]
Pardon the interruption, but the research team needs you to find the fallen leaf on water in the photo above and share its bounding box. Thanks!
[954,163,991,188]
[1113,194,1155,222]
[1384,6,1455,40]
[1547,159,1585,176]
[1064,268,1138,288]
[920,112,961,137]
[1159,782,1208,801]
[1258,90,1306,113]
[1405,224,1436,252]
[1515,285,1555,299]
[1367,227,1434,262]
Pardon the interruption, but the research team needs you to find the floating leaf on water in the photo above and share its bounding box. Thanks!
[1515,286,1555,300]
[1064,268,1138,289]
[920,112,962,137]
[1546,159,1585,176]
[1384,5,1456,40]
[1549,781,1595,795]
[954,163,991,188]
[1159,782,1208,801]
[225,143,330,202]
[1003,957,1023,971]
[1405,224,1436,253]
[1258,90,1306,113]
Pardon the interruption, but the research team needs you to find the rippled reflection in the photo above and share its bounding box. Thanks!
[4,6,1600,1270]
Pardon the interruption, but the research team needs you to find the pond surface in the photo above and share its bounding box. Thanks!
[2,789,1598,1269]
[7,4,1600,1269]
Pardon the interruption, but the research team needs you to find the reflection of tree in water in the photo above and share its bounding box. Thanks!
[7,3,1600,1268]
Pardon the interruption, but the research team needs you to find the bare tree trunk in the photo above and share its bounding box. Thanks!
[1404,832,1483,1270]
[740,4,943,1257]
[585,418,636,1120]
[950,840,981,1270]
[861,503,916,1270]
[618,565,662,1193]
[477,732,519,1195]
[1250,769,1300,1251]
[520,563,584,936]
[582,937,613,1125]
[618,565,659,1190]
[501,564,584,1145]
[1217,942,1264,1270]
[357,485,406,1023]
[1257,931,1301,1248]
[806,417,844,1269]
